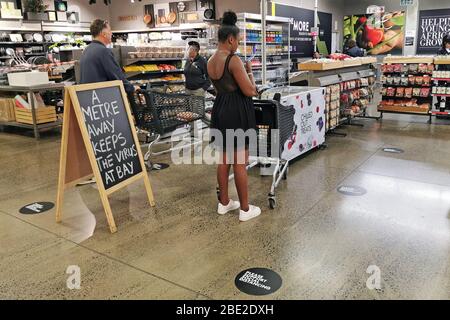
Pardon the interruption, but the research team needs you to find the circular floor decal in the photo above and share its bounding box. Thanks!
[337,185,367,196]
[19,202,54,215]
[150,163,170,171]
[235,268,282,296]
[383,147,404,154]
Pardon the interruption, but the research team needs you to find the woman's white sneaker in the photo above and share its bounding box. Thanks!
[239,205,261,222]
[218,199,241,215]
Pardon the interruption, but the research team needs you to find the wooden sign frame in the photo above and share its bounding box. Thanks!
[56,81,155,233]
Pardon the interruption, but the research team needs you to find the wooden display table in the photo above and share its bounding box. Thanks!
[383,56,434,64]
[0,83,65,139]
[434,57,450,65]
[298,57,376,71]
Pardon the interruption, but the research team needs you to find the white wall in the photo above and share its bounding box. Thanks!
[215,0,260,17]
[107,0,261,31]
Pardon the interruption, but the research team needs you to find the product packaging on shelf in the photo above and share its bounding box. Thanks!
[404,88,413,98]
[396,87,405,97]
[420,88,431,97]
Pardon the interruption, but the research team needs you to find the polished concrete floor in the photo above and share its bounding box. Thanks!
[1,105,450,300]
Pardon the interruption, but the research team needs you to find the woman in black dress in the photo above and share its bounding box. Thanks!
[207,11,261,222]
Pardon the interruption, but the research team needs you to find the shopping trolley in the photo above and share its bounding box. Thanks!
[217,96,296,209]
[128,89,206,169]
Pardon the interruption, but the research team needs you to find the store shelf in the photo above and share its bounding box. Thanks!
[112,23,208,33]
[381,84,432,87]
[432,94,450,97]
[245,41,283,44]
[431,111,450,115]
[41,26,90,33]
[59,48,84,52]
[382,95,431,99]
[239,12,290,86]
[432,78,450,81]
[238,13,290,24]
[253,53,289,57]
[125,69,184,78]
[146,80,186,85]
[382,71,433,76]
[341,84,372,91]
[0,41,45,44]
[125,57,183,65]
[378,105,430,114]
[0,17,23,21]
[0,119,62,129]
[433,60,450,65]
[252,63,286,69]
[383,56,434,64]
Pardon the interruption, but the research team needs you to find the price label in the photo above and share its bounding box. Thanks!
[400,0,414,6]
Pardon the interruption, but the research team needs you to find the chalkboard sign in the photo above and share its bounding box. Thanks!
[56,81,155,234]
[76,86,142,189]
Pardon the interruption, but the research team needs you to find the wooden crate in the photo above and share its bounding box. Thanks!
[0,98,16,122]
[343,58,362,67]
[383,56,434,64]
[377,105,430,114]
[298,60,344,71]
[15,106,57,125]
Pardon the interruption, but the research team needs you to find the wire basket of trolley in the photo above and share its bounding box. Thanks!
[221,86,327,209]
[128,89,206,170]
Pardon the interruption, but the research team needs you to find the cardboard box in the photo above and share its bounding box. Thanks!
[8,72,49,87]
[0,97,16,122]
[15,106,57,125]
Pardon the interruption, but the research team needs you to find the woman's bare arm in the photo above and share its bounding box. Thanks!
[229,55,258,97]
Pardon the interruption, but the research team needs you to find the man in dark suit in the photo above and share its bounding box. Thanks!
[77,19,137,186]
[80,19,136,93]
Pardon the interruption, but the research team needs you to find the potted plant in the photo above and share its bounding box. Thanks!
[24,0,49,21]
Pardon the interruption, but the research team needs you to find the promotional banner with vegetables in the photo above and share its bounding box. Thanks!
[343,11,405,55]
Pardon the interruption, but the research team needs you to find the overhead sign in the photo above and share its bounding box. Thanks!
[366,5,385,14]
[417,9,450,55]
[405,30,415,46]
[56,81,155,233]
[400,0,414,6]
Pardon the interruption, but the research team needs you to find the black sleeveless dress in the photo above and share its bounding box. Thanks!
[209,54,256,150]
